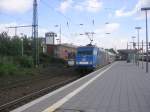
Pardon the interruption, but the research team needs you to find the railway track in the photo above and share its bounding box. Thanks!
[0,75,58,91]
[0,65,71,91]
[0,77,79,112]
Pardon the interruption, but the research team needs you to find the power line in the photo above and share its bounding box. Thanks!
[40,0,78,43]
[6,25,32,36]
[40,0,97,39]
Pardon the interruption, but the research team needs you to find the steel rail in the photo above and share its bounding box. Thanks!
[0,77,78,111]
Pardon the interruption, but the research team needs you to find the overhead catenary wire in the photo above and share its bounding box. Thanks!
[40,0,97,37]
[40,0,93,29]
[40,0,82,44]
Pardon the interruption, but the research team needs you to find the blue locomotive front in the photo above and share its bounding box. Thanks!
[76,46,98,70]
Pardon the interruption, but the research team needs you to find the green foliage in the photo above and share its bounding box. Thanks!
[14,56,34,68]
[0,56,13,64]
[39,53,54,63]
[0,32,22,56]
[0,32,44,76]
[50,57,66,64]
[0,32,11,56]
[0,32,66,76]
[40,53,66,66]
[0,32,33,57]
[23,37,32,56]
[0,63,17,76]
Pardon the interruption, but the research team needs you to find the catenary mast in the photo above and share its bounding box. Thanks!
[32,0,39,67]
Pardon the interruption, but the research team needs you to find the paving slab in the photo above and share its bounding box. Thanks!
[12,61,150,112]
[59,62,150,112]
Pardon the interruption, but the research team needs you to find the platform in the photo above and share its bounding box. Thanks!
[12,61,150,112]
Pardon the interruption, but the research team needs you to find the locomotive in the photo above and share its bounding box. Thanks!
[75,45,115,70]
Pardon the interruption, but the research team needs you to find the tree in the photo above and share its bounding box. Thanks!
[0,32,11,56]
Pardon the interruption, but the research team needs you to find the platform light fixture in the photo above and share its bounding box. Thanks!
[135,27,141,67]
[141,7,150,73]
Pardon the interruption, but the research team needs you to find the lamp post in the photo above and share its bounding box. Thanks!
[132,36,136,49]
[131,36,136,63]
[135,27,141,67]
[142,40,144,69]
[141,7,150,73]
[20,33,24,57]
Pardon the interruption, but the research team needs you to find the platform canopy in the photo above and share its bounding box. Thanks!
[118,49,137,54]
[117,49,137,60]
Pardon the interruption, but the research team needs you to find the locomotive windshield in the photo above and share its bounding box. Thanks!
[77,50,93,55]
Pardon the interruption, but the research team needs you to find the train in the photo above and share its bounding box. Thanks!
[75,45,116,70]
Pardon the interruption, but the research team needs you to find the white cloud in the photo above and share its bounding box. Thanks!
[134,12,150,20]
[60,22,124,49]
[61,34,127,49]
[38,28,49,37]
[57,0,73,13]
[95,37,127,49]
[74,4,84,11]
[0,23,33,37]
[95,23,120,34]
[58,0,103,13]
[115,0,150,17]
[115,7,137,17]
[84,0,103,12]
[93,23,123,49]
[0,23,48,37]
[0,0,33,13]
[0,23,17,36]
[137,0,150,8]
[75,0,103,13]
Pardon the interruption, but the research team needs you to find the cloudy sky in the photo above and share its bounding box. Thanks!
[0,0,150,49]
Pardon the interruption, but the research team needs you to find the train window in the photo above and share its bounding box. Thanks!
[77,50,93,55]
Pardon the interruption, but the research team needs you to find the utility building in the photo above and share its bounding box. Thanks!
[42,32,77,61]
[46,44,77,61]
